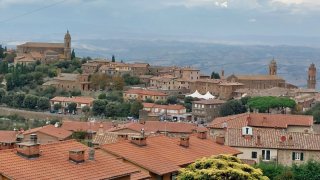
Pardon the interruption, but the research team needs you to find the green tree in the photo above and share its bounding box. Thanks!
[256,163,292,180]
[37,97,50,111]
[24,94,39,109]
[292,160,320,180]
[98,93,107,99]
[67,102,77,113]
[122,74,140,85]
[0,88,6,103]
[112,76,124,91]
[92,100,107,116]
[247,96,296,113]
[211,71,221,79]
[112,55,115,62]
[13,93,25,108]
[0,45,4,59]
[53,103,62,111]
[106,102,118,117]
[82,105,90,114]
[117,102,131,117]
[167,95,178,104]
[130,101,143,118]
[219,99,246,116]
[177,154,269,180]
[71,49,76,60]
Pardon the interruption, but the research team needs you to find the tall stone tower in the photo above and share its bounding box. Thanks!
[307,63,316,89]
[64,30,71,60]
[269,58,277,75]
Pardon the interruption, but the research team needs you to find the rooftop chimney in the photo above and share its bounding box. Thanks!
[16,134,40,158]
[215,135,225,145]
[197,130,207,139]
[130,136,147,146]
[88,148,95,161]
[69,149,85,163]
[180,136,189,148]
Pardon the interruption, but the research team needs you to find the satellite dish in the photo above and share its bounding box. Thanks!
[280,136,286,142]
[54,122,59,128]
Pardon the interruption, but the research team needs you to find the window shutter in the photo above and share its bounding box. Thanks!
[292,152,295,160]
[301,153,304,161]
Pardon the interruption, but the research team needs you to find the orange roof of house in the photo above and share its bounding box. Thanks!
[109,121,205,134]
[23,125,72,140]
[226,128,320,150]
[0,140,147,180]
[0,131,18,143]
[50,96,94,104]
[209,113,313,129]
[230,75,284,81]
[101,135,241,175]
[18,42,64,48]
[142,103,186,110]
[130,63,149,68]
[125,89,167,96]
[193,99,226,105]
[61,121,113,132]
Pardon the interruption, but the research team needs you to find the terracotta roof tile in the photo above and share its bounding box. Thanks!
[109,121,200,134]
[0,140,143,179]
[102,135,241,175]
[0,131,18,143]
[143,103,186,110]
[61,121,113,132]
[226,128,320,150]
[209,113,313,129]
[23,125,72,140]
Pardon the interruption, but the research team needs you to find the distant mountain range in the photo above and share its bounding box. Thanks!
[72,38,320,89]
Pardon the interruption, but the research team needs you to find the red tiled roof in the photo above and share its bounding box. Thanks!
[109,121,201,134]
[226,128,320,150]
[0,131,18,143]
[125,89,167,96]
[0,140,145,179]
[23,125,72,140]
[50,96,94,104]
[143,103,186,110]
[209,113,313,129]
[61,121,113,132]
[193,99,226,105]
[101,135,241,175]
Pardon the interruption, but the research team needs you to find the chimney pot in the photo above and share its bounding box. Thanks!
[215,135,225,145]
[69,149,85,163]
[130,136,147,146]
[180,136,189,148]
[197,130,207,139]
[88,148,95,161]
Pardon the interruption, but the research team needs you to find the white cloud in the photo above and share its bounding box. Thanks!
[165,0,229,8]
[248,18,257,23]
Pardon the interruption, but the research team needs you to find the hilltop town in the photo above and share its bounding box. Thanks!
[0,31,320,179]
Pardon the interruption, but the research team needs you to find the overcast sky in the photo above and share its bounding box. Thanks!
[0,0,320,44]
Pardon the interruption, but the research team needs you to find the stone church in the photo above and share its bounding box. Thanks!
[226,59,286,89]
[15,31,71,65]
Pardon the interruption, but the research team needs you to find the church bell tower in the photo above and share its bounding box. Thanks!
[269,58,277,75]
[308,63,316,89]
[64,30,71,60]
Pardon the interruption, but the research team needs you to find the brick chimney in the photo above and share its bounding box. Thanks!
[16,134,40,158]
[130,136,147,146]
[197,130,207,139]
[215,135,225,145]
[88,148,95,161]
[69,149,85,163]
[180,136,189,148]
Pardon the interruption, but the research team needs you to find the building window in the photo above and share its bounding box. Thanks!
[262,150,271,160]
[292,152,304,161]
[252,151,257,159]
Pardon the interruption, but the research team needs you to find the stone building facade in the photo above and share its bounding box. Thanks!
[43,73,90,92]
[15,31,72,64]
[192,99,226,123]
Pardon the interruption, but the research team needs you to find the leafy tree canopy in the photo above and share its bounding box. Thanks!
[177,155,269,180]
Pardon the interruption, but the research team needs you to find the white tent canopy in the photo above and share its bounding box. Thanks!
[186,90,215,100]
[202,91,215,99]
